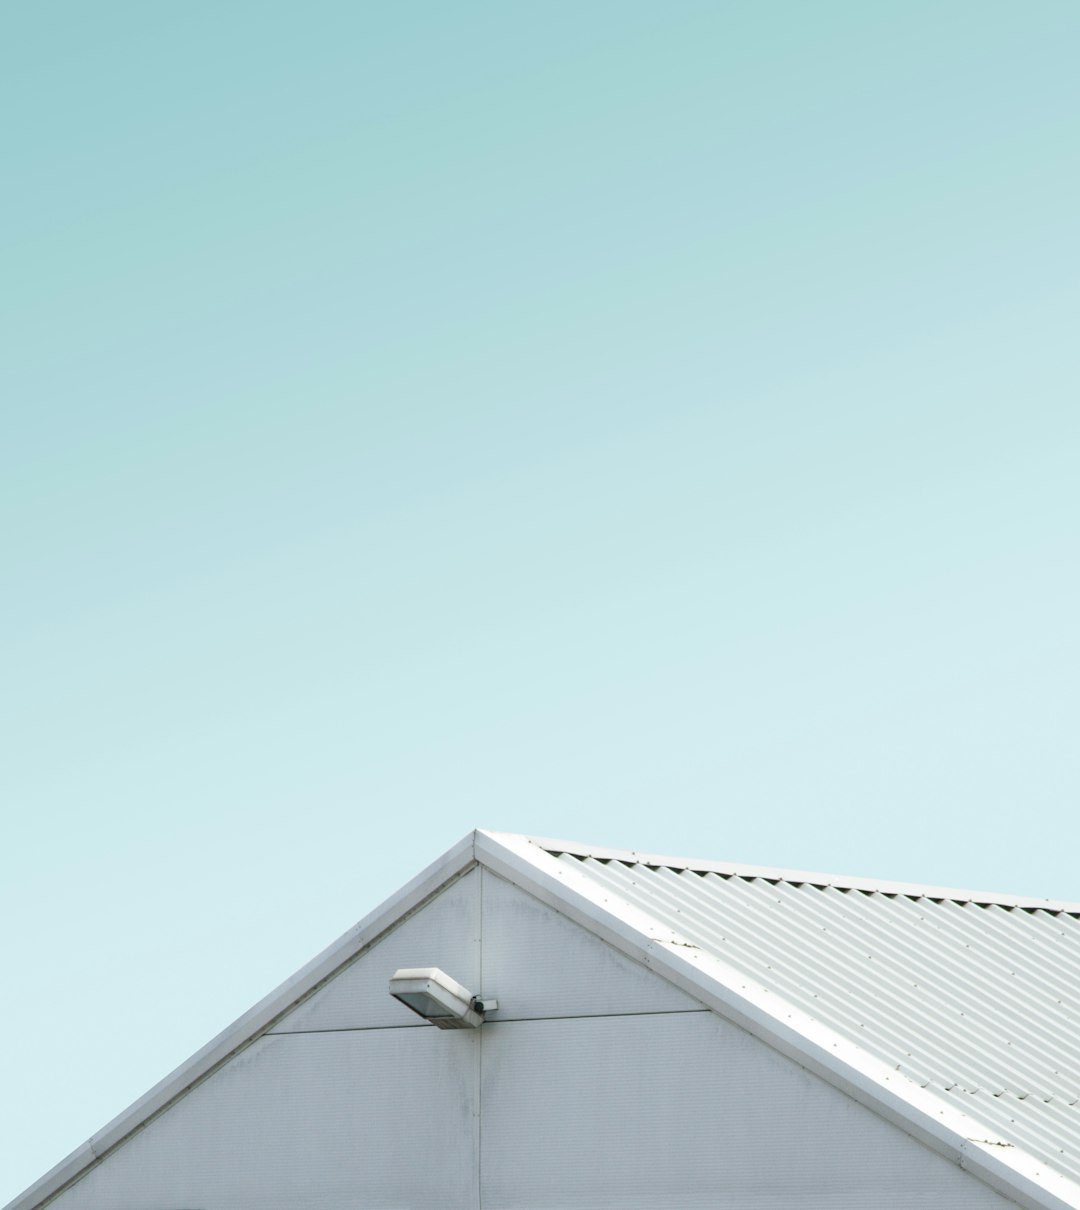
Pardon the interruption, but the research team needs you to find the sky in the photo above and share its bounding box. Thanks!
[2,1,1079,1201]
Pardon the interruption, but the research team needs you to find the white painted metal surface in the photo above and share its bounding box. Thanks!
[275,866,482,1033]
[540,843,1080,1192]
[5,836,480,1210]
[482,1011,1015,1210]
[10,830,1079,1210]
[47,1029,479,1210]
[477,831,1080,1210]
[480,868,700,1020]
[524,834,1080,912]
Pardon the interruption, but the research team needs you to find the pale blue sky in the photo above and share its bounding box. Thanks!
[3,2,1079,1201]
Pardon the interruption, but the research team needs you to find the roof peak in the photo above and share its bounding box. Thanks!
[484,831,1080,915]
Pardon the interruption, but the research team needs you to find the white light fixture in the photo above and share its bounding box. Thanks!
[389,967,496,1029]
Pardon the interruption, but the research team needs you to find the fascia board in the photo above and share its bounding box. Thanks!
[6,831,481,1210]
[476,831,1080,1210]
[515,831,1080,914]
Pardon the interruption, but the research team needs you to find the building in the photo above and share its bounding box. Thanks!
[8,831,1080,1210]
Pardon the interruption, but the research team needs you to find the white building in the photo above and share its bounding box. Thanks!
[9,831,1080,1210]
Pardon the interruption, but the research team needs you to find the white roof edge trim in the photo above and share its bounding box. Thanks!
[476,831,1080,1210]
[518,831,1080,913]
[4,831,482,1210]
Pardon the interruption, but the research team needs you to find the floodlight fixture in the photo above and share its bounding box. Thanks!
[388,967,496,1029]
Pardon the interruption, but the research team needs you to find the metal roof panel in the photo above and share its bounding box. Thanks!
[536,843,1080,1191]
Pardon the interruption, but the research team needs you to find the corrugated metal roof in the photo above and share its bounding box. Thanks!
[538,842,1080,1189]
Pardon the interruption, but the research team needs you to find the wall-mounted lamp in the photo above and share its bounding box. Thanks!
[389,967,497,1029]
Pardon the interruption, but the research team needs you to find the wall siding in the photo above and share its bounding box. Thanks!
[46,868,1018,1210]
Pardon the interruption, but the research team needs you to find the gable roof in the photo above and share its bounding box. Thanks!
[9,831,1080,1210]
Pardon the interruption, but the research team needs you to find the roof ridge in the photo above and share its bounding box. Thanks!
[514,833,1080,915]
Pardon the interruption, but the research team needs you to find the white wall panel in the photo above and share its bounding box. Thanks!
[480,1011,1017,1210]
[275,865,481,1032]
[39,862,1021,1210]
[50,1029,479,1210]
[480,871,700,1020]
